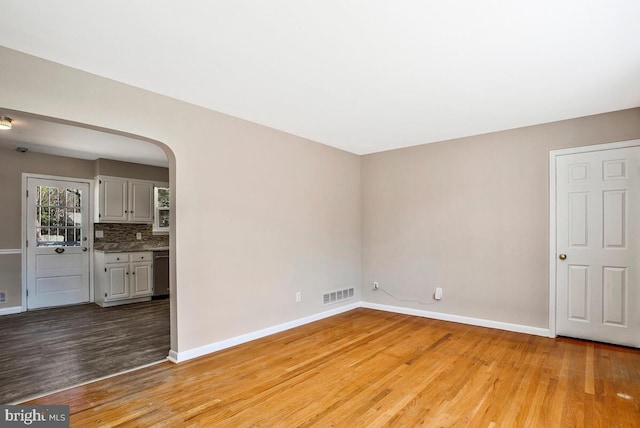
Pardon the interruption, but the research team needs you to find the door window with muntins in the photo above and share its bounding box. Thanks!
[35,185,84,247]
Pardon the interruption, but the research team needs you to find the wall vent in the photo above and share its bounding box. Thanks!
[323,287,355,305]
[0,291,6,303]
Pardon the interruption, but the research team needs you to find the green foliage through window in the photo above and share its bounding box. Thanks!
[154,187,170,232]
[35,186,83,246]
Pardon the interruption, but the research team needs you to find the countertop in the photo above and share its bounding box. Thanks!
[93,242,170,253]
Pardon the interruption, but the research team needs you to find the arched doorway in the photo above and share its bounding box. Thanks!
[0,109,177,403]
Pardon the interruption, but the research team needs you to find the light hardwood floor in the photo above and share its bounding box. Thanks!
[25,308,640,426]
[1,299,170,404]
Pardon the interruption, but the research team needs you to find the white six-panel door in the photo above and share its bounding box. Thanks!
[555,145,639,347]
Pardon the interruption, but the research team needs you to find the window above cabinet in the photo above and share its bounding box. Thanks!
[154,185,170,234]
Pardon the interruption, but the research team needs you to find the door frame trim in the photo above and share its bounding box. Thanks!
[549,139,640,338]
[21,173,95,312]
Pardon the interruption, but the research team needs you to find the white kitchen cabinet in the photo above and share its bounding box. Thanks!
[128,180,154,223]
[95,251,153,307]
[98,176,127,222]
[95,176,154,223]
[130,253,153,297]
[106,262,129,300]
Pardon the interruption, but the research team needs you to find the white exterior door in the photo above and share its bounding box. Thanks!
[26,178,91,309]
[555,145,640,347]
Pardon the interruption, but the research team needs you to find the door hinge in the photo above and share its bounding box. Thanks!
[26,190,29,197]
[26,289,29,297]
[104,268,107,272]
[105,293,107,297]
[26,240,28,248]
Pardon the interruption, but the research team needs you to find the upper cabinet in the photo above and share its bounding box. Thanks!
[98,176,127,222]
[129,180,154,222]
[95,176,155,223]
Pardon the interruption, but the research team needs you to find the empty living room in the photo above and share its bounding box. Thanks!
[1,2,639,426]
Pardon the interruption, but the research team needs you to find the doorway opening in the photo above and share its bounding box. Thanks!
[0,109,177,403]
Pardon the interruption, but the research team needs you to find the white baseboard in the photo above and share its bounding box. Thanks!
[168,300,551,364]
[167,350,179,363]
[361,302,551,337]
[0,306,23,316]
[169,302,361,363]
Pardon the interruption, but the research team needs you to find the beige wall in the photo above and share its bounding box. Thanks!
[0,47,362,353]
[95,158,168,182]
[362,108,640,328]
[0,254,21,308]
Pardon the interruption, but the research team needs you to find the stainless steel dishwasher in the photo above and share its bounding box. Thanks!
[153,250,170,297]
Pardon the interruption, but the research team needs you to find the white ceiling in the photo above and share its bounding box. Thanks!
[1,1,639,156]
[0,113,169,167]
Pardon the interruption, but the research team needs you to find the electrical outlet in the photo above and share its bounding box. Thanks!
[136,232,142,240]
[434,287,443,300]
[95,230,104,238]
[373,281,379,290]
[295,291,301,302]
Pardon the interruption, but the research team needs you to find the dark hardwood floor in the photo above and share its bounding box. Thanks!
[24,308,640,426]
[0,299,170,404]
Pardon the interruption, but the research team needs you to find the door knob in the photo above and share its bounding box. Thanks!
[558,254,567,260]
[55,247,65,254]
[82,247,88,252]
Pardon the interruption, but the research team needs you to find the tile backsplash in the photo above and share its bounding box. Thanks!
[94,223,169,245]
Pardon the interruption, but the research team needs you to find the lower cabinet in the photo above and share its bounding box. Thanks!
[95,252,153,307]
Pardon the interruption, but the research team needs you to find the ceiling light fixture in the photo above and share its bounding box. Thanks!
[0,116,12,130]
